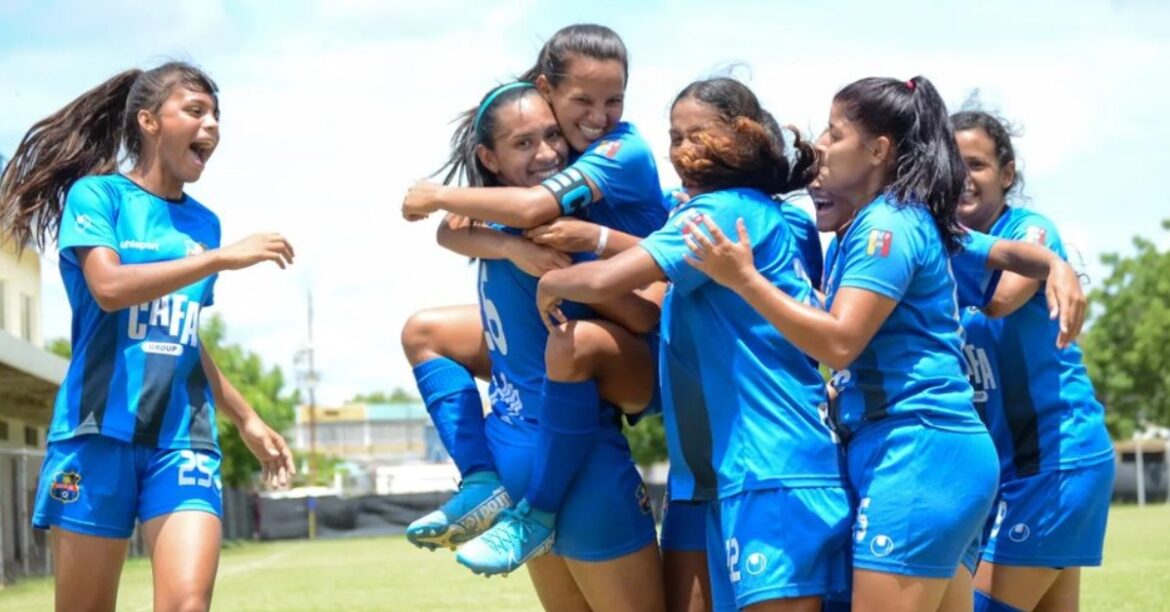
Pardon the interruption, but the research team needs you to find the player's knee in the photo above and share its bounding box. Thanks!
[544,324,596,381]
[161,591,213,612]
[401,309,444,365]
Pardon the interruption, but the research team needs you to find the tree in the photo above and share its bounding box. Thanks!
[46,338,71,359]
[1081,219,1170,439]
[201,314,299,487]
[624,414,668,467]
[349,388,419,403]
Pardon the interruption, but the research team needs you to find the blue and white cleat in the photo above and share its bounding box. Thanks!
[406,471,511,551]
[454,500,555,576]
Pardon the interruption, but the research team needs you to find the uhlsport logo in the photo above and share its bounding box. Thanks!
[49,471,82,503]
[745,551,768,576]
[1008,523,1031,543]
[870,534,895,557]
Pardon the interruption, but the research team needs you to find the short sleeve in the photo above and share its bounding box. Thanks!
[571,126,656,209]
[1004,212,1061,252]
[58,178,119,261]
[837,205,917,301]
[638,197,728,296]
[952,230,1002,309]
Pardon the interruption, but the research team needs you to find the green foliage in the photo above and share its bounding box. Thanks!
[291,451,344,487]
[623,414,668,467]
[1081,219,1170,438]
[349,388,419,403]
[46,337,71,359]
[201,314,298,488]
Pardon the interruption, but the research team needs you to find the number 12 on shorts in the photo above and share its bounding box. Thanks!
[726,537,741,583]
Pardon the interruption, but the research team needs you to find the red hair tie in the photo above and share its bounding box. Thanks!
[906,79,916,91]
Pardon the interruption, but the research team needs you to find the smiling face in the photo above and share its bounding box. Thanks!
[476,93,568,188]
[538,54,626,152]
[667,95,724,193]
[955,127,1014,232]
[138,85,220,186]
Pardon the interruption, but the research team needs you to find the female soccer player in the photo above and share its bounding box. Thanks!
[412,80,664,611]
[400,24,670,575]
[534,77,851,612]
[677,76,997,612]
[0,62,295,612]
[953,110,1114,612]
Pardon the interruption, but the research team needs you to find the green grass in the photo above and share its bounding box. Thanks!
[1,505,1167,611]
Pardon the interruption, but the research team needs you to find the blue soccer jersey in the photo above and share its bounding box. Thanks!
[822,195,981,437]
[555,122,667,239]
[640,188,842,501]
[961,208,1113,478]
[50,174,221,452]
[780,202,824,291]
[478,229,595,423]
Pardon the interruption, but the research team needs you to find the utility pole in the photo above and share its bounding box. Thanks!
[306,290,318,483]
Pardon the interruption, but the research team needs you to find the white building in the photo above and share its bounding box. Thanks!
[0,152,70,582]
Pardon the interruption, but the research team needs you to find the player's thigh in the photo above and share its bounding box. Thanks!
[852,570,951,612]
[566,541,666,612]
[401,304,491,378]
[972,562,1061,612]
[938,565,975,612]
[50,527,129,612]
[1034,567,1080,612]
[35,436,137,612]
[663,550,711,612]
[527,553,591,612]
[140,446,225,611]
[545,318,655,412]
[142,511,222,612]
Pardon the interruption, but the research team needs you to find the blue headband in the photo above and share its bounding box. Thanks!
[473,82,535,134]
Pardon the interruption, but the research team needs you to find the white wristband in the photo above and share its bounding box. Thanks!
[594,226,610,257]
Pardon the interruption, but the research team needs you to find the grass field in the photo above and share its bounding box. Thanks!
[2,505,1167,611]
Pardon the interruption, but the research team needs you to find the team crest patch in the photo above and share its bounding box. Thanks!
[49,471,82,503]
[674,212,705,233]
[1024,226,1047,245]
[595,140,622,158]
[635,482,652,515]
[866,229,892,257]
[185,239,209,257]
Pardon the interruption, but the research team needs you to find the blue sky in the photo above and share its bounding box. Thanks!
[2,0,1167,403]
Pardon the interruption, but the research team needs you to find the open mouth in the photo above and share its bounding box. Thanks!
[531,166,560,181]
[578,124,604,141]
[188,140,216,167]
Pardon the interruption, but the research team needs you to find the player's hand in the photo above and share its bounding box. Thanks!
[682,216,759,292]
[1044,259,1087,349]
[505,238,572,277]
[239,417,296,489]
[217,233,295,270]
[402,180,444,221]
[535,282,568,332]
[525,217,602,253]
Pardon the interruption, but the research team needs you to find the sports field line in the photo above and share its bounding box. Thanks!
[126,549,293,612]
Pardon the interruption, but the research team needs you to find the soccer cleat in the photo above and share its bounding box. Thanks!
[406,471,511,551]
[454,500,555,576]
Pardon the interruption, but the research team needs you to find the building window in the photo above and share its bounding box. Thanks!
[0,419,8,441]
[21,293,34,341]
[24,425,38,447]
